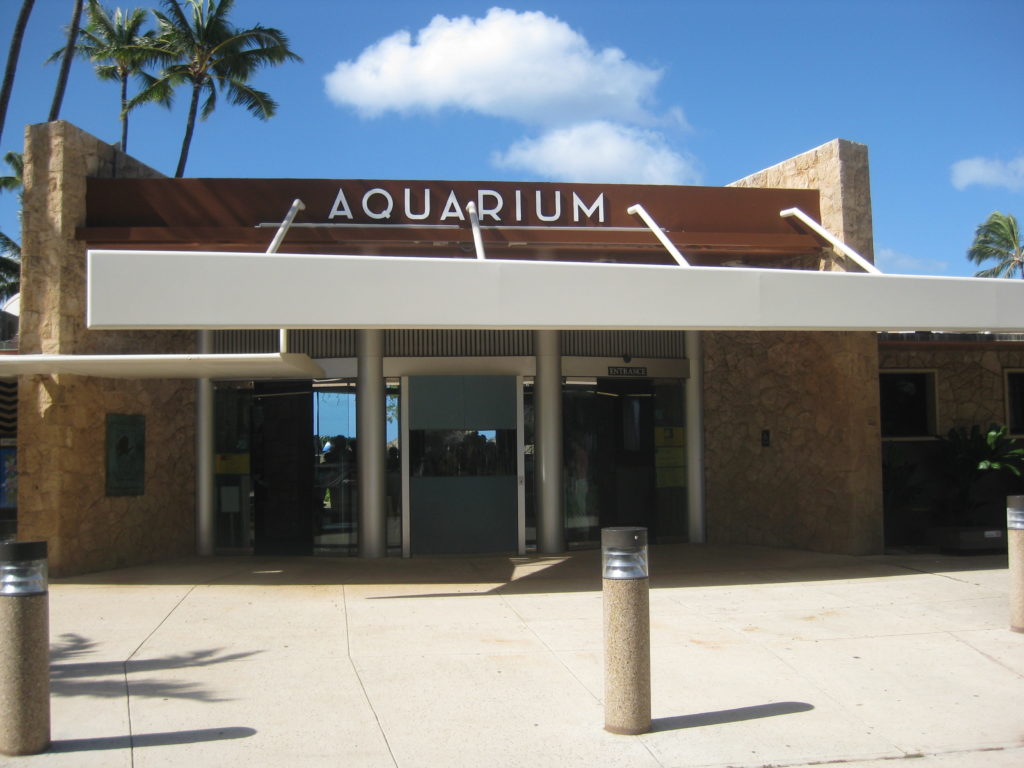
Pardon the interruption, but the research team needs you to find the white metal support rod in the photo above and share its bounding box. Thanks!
[780,207,881,274]
[627,204,689,266]
[266,198,306,353]
[466,201,486,260]
[267,198,306,254]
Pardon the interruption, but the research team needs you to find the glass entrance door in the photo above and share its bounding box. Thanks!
[252,380,314,555]
[313,385,359,554]
[408,376,519,555]
[558,377,688,547]
[313,380,402,555]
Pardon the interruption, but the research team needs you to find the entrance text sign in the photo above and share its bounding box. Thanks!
[329,185,607,226]
[83,177,825,249]
[608,366,648,377]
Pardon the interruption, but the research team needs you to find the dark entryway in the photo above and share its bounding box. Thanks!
[252,381,314,555]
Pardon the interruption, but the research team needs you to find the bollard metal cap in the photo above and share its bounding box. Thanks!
[601,527,647,551]
[1009,496,1024,530]
[0,541,48,596]
[601,526,648,579]
[0,541,47,563]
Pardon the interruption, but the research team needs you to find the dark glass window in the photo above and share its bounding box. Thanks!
[879,372,935,438]
[410,429,516,477]
[1007,372,1024,435]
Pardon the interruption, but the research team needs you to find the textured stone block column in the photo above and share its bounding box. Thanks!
[0,542,50,756]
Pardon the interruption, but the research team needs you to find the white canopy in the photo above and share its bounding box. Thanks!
[86,249,1024,333]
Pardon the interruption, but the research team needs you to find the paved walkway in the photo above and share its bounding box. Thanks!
[3,544,1023,767]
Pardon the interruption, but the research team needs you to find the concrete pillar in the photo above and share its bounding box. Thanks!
[196,331,215,556]
[1009,496,1024,633]
[534,330,565,554]
[602,527,650,735]
[684,331,706,543]
[357,329,387,558]
[0,542,50,756]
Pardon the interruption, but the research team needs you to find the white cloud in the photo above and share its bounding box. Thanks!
[875,247,949,276]
[324,8,662,126]
[492,122,701,185]
[951,155,1024,191]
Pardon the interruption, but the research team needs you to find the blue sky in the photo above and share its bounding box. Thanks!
[1,0,1021,277]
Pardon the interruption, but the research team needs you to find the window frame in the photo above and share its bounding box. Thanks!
[879,369,938,440]
[1005,369,1024,437]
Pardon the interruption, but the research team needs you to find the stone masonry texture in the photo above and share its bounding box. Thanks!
[879,343,1024,434]
[703,331,883,554]
[703,140,883,554]
[730,138,875,270]
[17,122,196,576]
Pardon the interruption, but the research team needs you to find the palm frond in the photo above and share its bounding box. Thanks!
[219,77,275,119]
[154,0,300,175]
[0,231,21,263]
[968,211,1023,278]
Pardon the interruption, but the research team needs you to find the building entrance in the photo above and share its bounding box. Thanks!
[559,377,688,548]
[225,373,685,556]
[252,381,314,555]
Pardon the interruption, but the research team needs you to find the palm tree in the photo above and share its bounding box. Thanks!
[0,151,23,298]
[58,1,170,152]
[48,0,86,122]
[968,212,1023,279]
[0,0,36,148]
[138,0,300,177]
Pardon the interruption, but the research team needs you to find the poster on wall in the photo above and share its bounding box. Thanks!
[106,414,145,496]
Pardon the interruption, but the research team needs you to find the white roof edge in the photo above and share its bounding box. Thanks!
[87,250,1024,334]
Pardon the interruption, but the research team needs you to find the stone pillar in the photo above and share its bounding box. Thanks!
[534,330,565,554]
[17,122,197,576]
[712,139,884,555]
[357,329,387,558]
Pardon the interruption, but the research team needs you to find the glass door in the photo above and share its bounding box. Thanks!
[313,379,403,555]
[252,380,314,555]
[313,384,358,554]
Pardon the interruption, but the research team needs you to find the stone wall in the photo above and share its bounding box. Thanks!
[879,343,1024,433]
[701,139,884,554]
[702,331,883,553]
[17,122,196,576]
[730,139,874,271]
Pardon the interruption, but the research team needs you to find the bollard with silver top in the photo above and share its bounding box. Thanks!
[602,526,650,735]
[0,541,51,756]
[1008,496,1024,634]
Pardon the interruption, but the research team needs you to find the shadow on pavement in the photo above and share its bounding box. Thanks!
[48,727,257,753]
[650,701,815,732]
[50,633,260,702]
[50,543,1009,596]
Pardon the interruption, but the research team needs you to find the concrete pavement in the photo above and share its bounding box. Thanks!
[3,543,1022,767]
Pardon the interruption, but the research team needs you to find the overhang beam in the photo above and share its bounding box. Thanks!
[86,249,1024,334]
